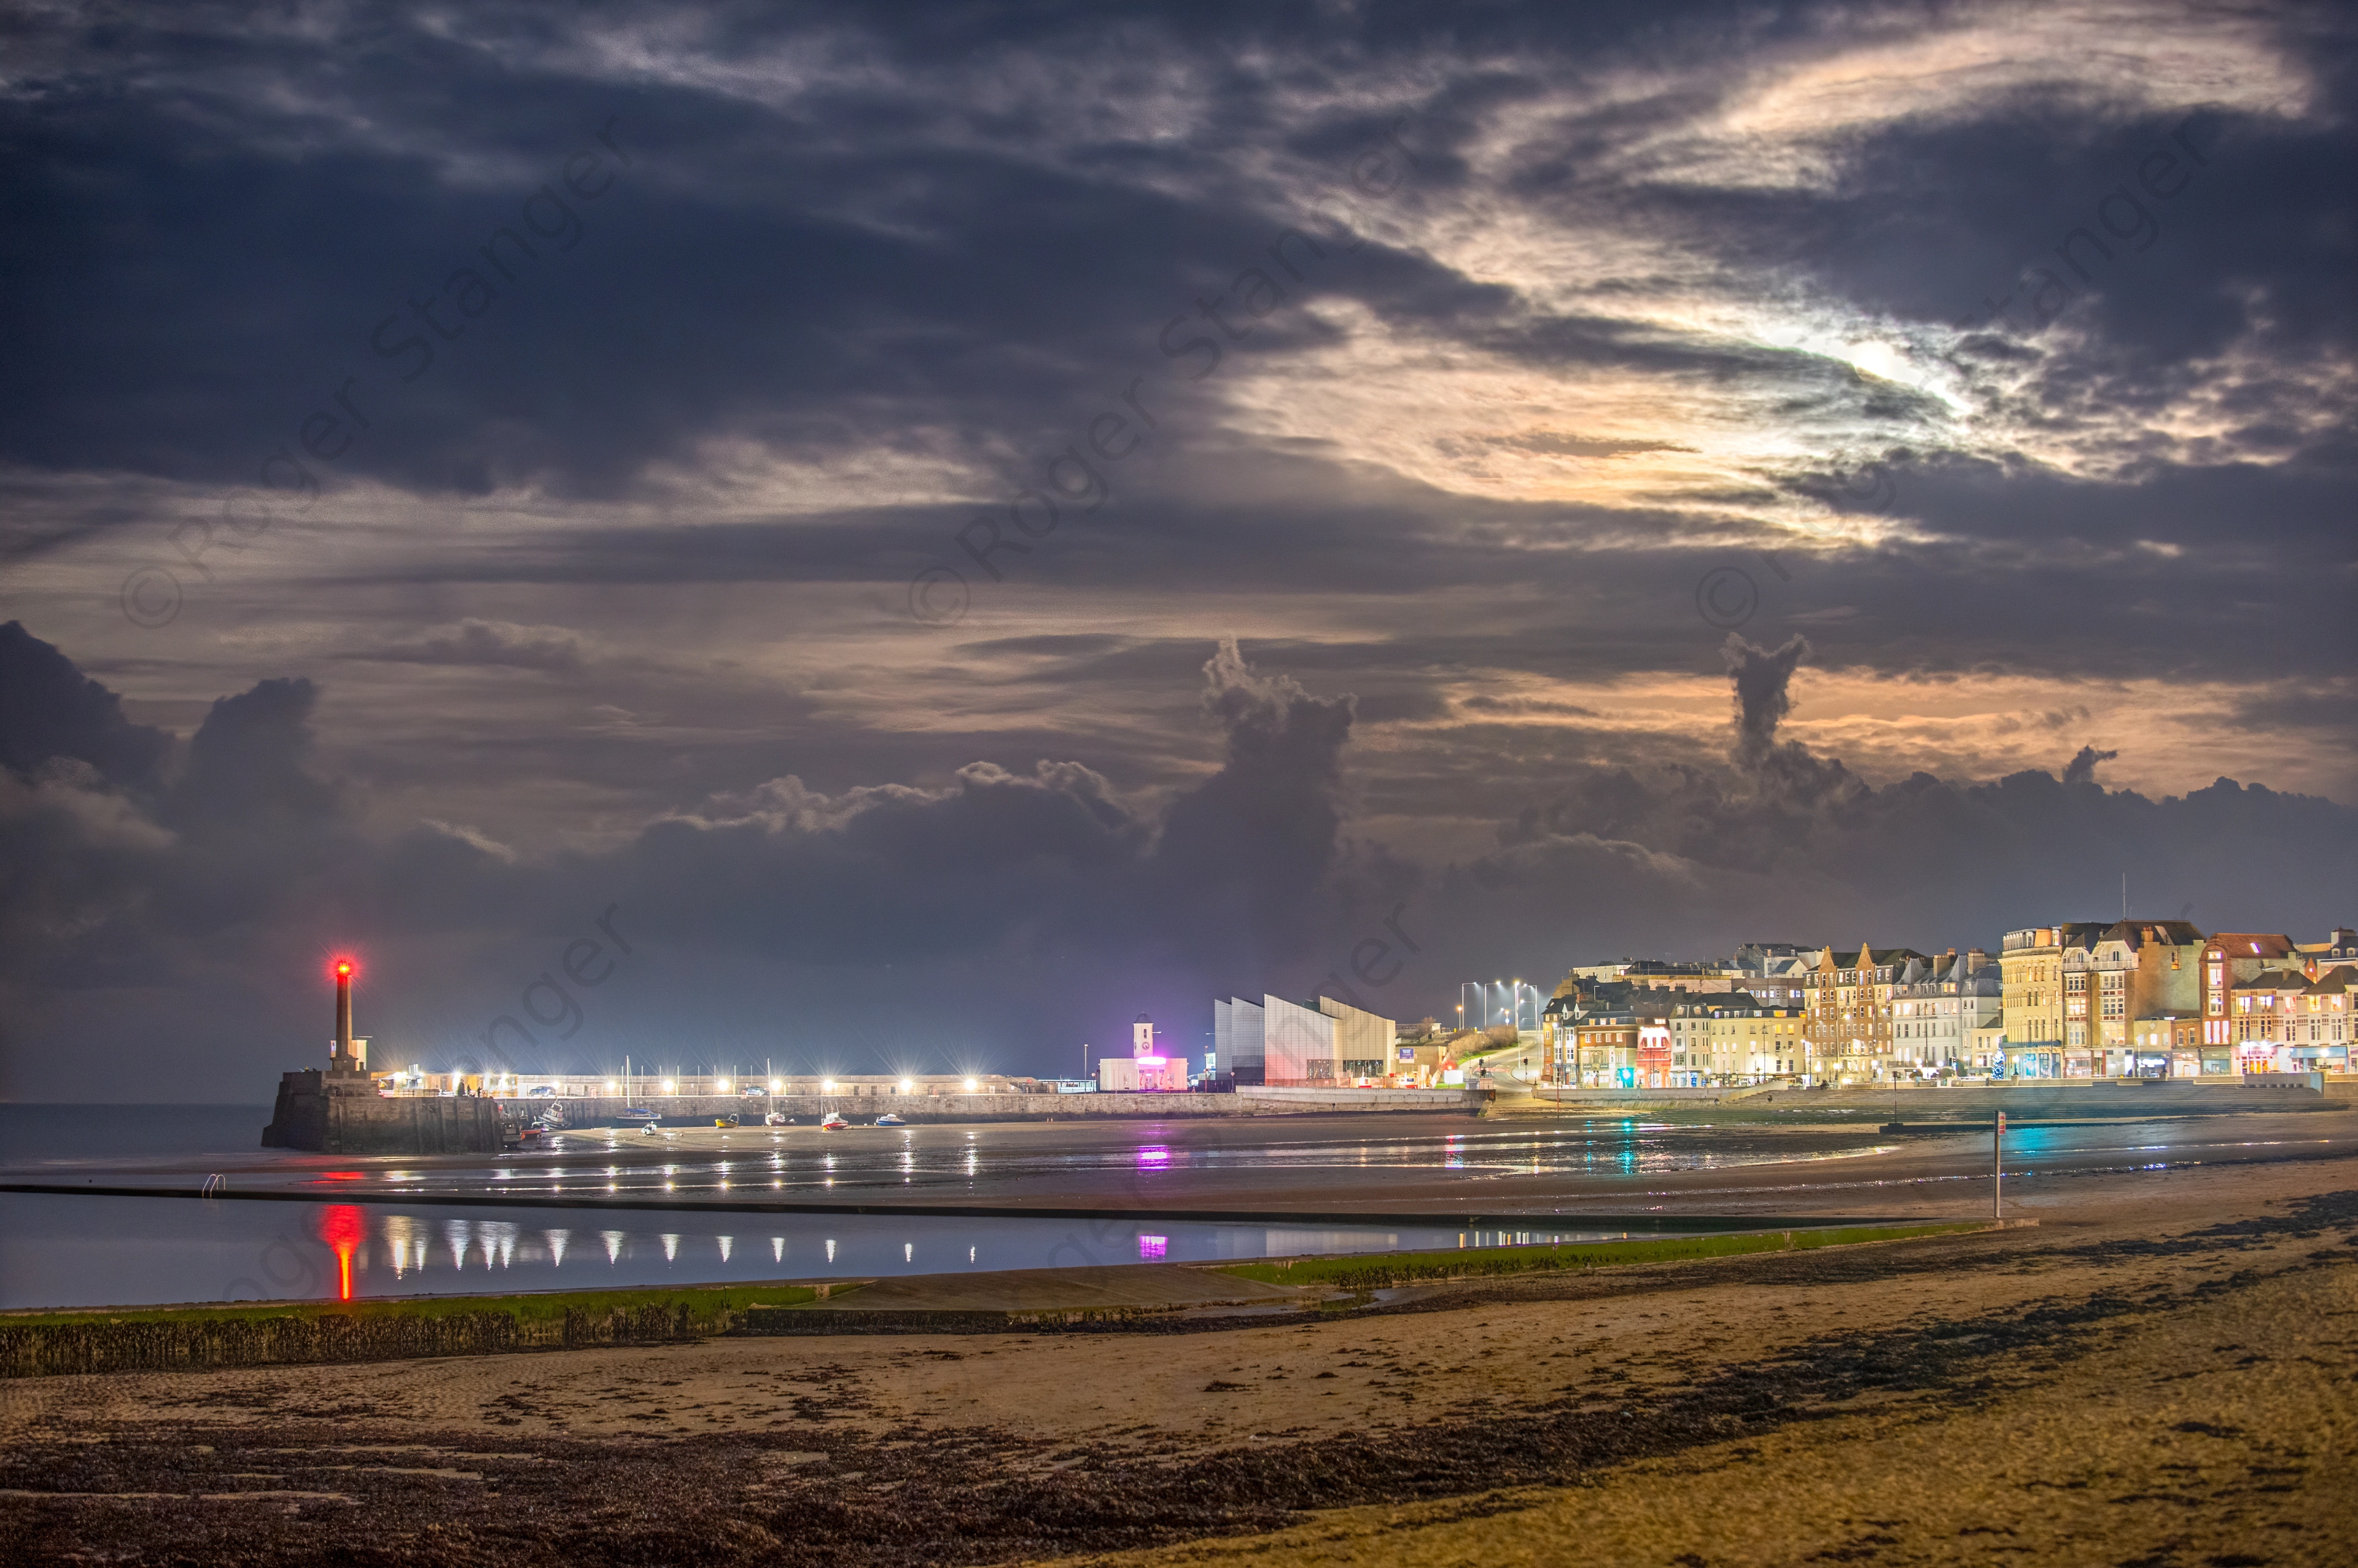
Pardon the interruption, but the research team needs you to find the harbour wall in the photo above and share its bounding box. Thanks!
[505,1086,1477,1126]
[263,1071,505,1153]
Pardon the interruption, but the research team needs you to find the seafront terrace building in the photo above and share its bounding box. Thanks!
[1541,984,1684,1086]
[1538,992,1635,1086]
[1665,997,1806,1085]
[1557,960,1740,995]
[2192,929,2353,1071]
[2227,964,2357,1075]
[1523,922,2354,1090]
[1890,950,2001,1077]
[2000,923,2111,1079]
[1804,943,1931,1085]
[2060,920,2204,1077]
[2200,933,2297,1050]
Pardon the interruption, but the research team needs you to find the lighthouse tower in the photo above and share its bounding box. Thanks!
[329,958,370,1073]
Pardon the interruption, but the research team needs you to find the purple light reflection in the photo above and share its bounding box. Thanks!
[1138,1235,1169,1259]
[1135,1145,1172,1168]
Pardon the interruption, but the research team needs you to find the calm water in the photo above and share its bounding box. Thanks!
[0,1191,1627,1311]
[0,1103,1888,1308]
[0,1104,273,1164]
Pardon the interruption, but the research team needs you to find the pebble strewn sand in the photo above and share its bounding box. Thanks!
[2,1126,2354,1566]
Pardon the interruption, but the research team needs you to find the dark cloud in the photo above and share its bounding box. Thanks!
[164,678,347,836]
[1,4,2354,1097]
[7,616,2348,1099]
[0,626,1367,1090]
[0,621,169,792]
[1724,632,1811,766]
[2061,745,2119,786]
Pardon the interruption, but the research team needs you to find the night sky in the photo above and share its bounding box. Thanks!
[2,2,2352,1101]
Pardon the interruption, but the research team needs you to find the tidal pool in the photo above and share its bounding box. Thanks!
[0,1190,1638,1311]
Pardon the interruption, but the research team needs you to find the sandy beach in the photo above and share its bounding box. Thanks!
[4,1109,2354,1565]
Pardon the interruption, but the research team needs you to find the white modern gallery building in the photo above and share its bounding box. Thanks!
[1211,993,1398,1085]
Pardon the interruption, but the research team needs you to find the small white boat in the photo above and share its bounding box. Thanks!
[874,1112,907,1127]
[819,1112,849,1130]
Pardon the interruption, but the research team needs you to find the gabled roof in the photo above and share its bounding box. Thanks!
[1814,944,1930,974]
[2205,933,2294,958]
[2096,918,2206,948]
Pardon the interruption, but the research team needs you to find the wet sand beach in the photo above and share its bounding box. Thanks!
[4,1109,2354,1566]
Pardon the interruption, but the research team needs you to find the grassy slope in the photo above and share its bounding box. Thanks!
[0,1281,822,1330]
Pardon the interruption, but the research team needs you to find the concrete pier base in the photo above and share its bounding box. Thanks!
[261,1069,504,1154]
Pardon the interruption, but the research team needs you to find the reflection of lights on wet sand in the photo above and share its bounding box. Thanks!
[903,1242,912,1262]
[383,1214,425,1278]
[718,1236,733,1263]
[771,1237,784,1263]
[317,1205,364,1300]
[660,1233,679,1262]
[444,1219,470,1269]
[602,1230,624,1264]
[826,1238,836,1264]
[545,1228,569,1267]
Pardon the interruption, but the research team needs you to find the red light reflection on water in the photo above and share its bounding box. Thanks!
[317,1205,365,1300]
